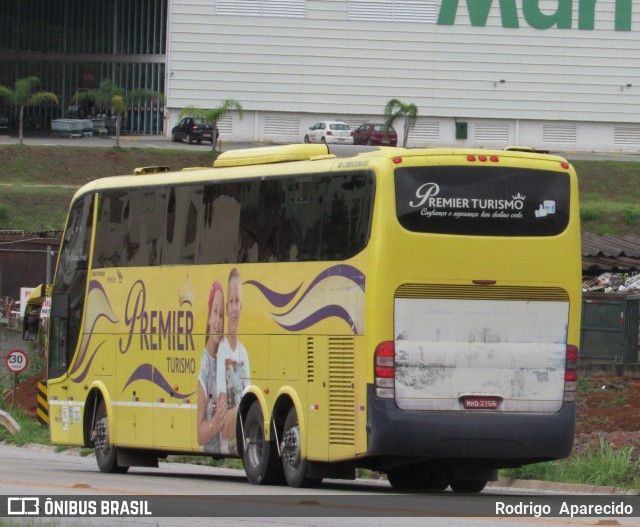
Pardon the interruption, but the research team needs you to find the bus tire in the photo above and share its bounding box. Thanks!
[94,400,128,474]
[242,401,284,485]
[387,467,424,491]
[281,407,322,488]
[387,466,449,492]
[449,479,487,493]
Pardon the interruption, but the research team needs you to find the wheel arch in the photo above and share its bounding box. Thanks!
[238,386,306,457]
[272,387,306,457]
[82,382,112,448]
[237,386,268,457]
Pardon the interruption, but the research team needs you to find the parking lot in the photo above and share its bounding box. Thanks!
[1,130,640,161]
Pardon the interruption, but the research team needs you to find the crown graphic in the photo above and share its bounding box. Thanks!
[179,275,194,305]
[512,193,526,200]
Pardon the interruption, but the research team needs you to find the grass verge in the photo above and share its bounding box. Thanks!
[500,436,640,491]
[0,404,50,446]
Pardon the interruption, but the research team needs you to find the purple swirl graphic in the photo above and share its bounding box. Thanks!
[282,264,364,315]
[71,341,105,384]
[70,280,119,377]
[242,280,303,308]
[123,363,195,400]
[274,304,360,334]
[246,264,365,334]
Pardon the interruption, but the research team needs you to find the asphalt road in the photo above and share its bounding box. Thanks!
[0,444,638,527]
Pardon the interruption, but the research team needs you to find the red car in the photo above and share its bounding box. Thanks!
[352,123,398,146]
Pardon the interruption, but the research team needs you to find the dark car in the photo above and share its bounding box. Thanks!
[352,123,398,146]
[0,114,9,130]
[171,117,218,144]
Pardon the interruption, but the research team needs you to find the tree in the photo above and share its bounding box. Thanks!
[0,76,58,145]
[72,79,164,147]
[384,98,419,148]
[179,99,244,152]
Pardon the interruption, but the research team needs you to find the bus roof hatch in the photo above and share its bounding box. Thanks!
[134,166,171,175]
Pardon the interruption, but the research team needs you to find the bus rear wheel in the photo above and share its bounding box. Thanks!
[242,401,284,485]
[387,466,449,492]
[281,407,322,488]
[449,479,487,493]
[93,400,128,474]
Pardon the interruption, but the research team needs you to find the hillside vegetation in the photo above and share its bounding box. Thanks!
[0,145,216,232]
[0,145,638,235]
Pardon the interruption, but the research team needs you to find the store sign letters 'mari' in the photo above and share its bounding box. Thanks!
[437,0,632,31]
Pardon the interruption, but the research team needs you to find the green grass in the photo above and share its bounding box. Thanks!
[577,376,600,393]
[0,145,218,231]
[168,454,243,470]
[596,396,630,407]
[572,159,640,235]
[500,436,640,491]
[0,404,50,446]
[0,146,640,234]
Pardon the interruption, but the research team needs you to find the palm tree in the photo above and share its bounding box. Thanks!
[384,98,419,148]
[72,79,164,147]
[0,76,58,145]
[179,99,244,152]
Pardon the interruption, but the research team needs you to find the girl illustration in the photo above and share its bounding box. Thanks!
[196,280,227,452]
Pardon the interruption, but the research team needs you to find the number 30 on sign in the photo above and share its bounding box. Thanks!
[5,349,28,374]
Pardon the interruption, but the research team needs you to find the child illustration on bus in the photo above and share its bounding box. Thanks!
[196,280,227,453]
[216,267,251,455]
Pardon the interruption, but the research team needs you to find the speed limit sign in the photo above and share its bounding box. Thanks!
[5,349,29,374]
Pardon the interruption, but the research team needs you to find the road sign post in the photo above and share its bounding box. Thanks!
[5,349,28,410]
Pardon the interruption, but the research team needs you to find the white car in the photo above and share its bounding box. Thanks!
[304,121,353,144]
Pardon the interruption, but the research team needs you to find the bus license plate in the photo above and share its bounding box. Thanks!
[462,396,501,409]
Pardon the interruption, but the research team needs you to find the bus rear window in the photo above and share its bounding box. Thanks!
[395,166,570,236]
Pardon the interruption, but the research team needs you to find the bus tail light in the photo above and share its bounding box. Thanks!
[564,344,579,402]
[375,341,395,399]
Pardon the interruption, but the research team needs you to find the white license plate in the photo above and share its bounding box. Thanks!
[461,396,502,409]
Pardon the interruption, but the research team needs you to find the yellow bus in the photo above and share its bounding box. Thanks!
[24,143,581,492]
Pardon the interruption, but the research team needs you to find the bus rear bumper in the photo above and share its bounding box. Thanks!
[366,385,575,465]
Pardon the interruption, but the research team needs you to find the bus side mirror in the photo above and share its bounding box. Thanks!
[23,305,41,341]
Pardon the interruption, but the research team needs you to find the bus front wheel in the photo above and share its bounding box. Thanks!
[281,407,321,488]
[242,401,284,485]
[94,400,128,474]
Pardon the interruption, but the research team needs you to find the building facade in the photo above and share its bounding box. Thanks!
[0,0,166,135]
[2,1,640,151]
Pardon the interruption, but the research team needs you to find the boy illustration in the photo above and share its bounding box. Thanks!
[216,267,250,454]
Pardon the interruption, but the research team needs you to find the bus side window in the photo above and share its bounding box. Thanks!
[50,194,93,378]
[199,184,240,265]
[281,177,327,262]
[163,186,199,265]
[49,292,69,375]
